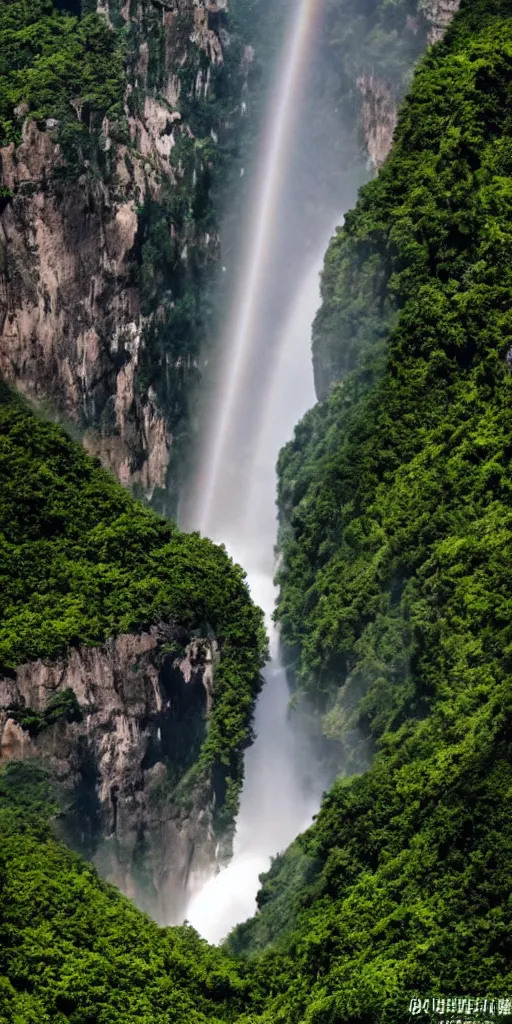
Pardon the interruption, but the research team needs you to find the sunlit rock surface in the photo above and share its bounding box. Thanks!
[0,623,219,922]
[0,0,236,510]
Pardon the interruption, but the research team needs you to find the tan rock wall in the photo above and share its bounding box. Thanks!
[0,625,219,923]
[0,0,228,499]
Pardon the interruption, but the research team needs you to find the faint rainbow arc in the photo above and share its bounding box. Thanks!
[194,0,320,536]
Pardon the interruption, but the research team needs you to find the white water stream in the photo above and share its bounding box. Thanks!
[184,249,334,944]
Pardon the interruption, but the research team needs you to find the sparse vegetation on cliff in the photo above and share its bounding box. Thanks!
[0,0,281,518]
[5,687,83,737]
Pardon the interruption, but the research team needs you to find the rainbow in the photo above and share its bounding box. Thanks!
[191,0,321,537]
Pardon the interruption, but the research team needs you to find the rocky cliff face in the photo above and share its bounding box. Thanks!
[356,74,398,170]
[0,0,247,512]
[421,0,461,43]
[0,0,463,508]
[0,119,170,495]
[0,622,221,922]
[352,0,461,169]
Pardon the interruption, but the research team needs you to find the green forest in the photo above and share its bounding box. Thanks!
[0,761,254,1024]
[3,0,512,1021]
[254,0,512,1014]
[0,0,125,149]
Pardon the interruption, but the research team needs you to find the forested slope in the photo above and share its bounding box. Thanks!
[277,0,512,768]
[0,762,252,1024]
[0,386,265,681]
[227,0,512,1017]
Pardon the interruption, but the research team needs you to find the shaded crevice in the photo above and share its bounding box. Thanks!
[110,784,119,835]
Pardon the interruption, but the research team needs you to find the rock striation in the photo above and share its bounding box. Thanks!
[0,120,171,495]
[0,0,241,511]
[356,74,398,170]
[355,0,461,169]
[421,0,461,43]
[0,622,220,922]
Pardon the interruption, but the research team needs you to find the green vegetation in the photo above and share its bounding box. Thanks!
[4,1,512,1023]
[0,0,125,149]
[0,761,253,1024]
[227,0,512,1015]
[0,385,266,821]
[0,0,273,517]
[278,0,512,751]
[6,687,83,737]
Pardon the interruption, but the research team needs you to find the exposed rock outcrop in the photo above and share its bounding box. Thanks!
[0,0,234,508]
[0,623,220,922]
[356,0,461,168]
[0,121,172,493]
[357,75,398,170]
[420,0,461,43]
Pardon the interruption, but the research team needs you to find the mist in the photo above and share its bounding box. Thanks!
[179,0,367,943]
[184,253,331,943]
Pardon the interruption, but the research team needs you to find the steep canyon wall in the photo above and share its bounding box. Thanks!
[0,0,462,921]
[0,0,462,514]
[0,0,251,513]
[0,625,218,922]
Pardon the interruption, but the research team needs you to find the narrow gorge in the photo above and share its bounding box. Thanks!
[2,0,512,1023]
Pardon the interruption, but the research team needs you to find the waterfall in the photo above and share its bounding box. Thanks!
[180,0,345,943]
[185,249,332,944]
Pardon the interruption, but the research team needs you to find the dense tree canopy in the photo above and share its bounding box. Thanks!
[0,762,255,1024]
[0,0,125,148]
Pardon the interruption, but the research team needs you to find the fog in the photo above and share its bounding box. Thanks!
[184,253,331,943]
[180,0,366,943]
